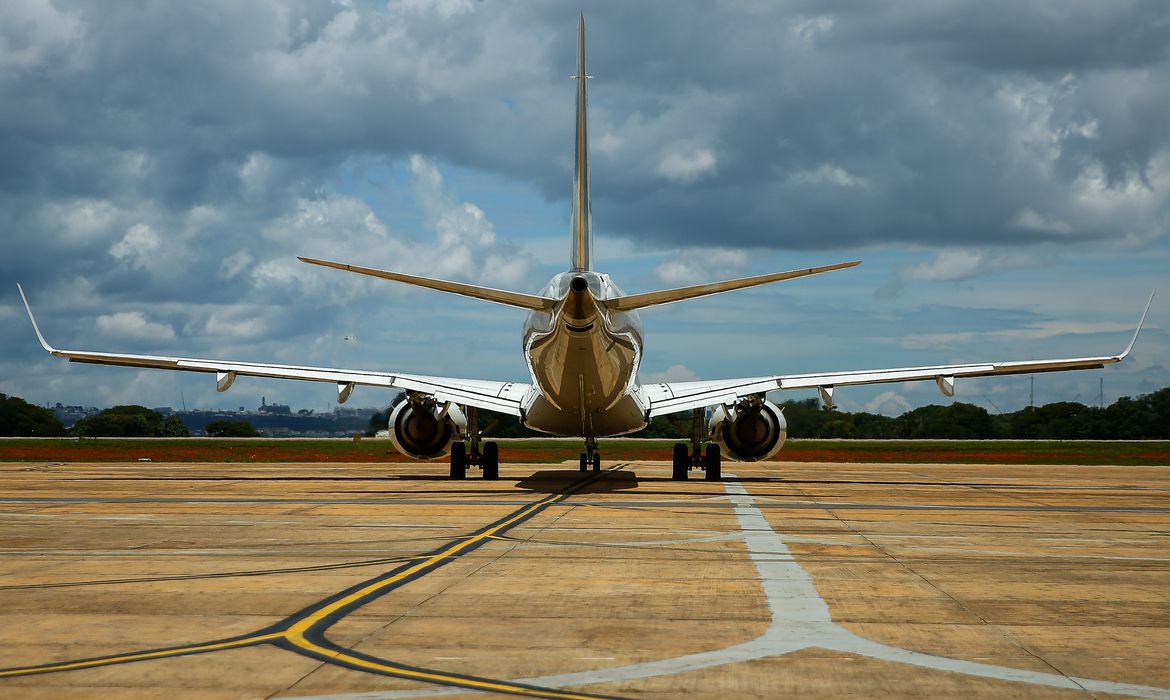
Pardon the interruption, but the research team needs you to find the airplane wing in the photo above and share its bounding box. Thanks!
[643,291,1155,417]
[17,285,529,416]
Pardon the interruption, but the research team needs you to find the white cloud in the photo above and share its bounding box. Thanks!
[250,157,532,303]
[409,154,530,287]
[653,248,749,286]
[864,390,913,416]
[900,320,1140,351]
[594,131,624,158]
[642,364,701,384]
[395,0,474,20]
[95,311,175,341]
[1012,208,1073,234]
[53,198,121,244]
[219,250,254,280]
[901,249,1040,283]
[199,308,268,340]
[790,164,867,189]
[656,148,717,184]
[0,0,83,71]
[109,224,162,266]
[903,250,986,282]
[790,15,834,42]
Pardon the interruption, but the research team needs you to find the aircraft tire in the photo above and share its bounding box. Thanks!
[592,452,601,472]
[672,443,689,480]
[579,453,587,472]
[482,442,499,480]
[703,443,721,481]
[450,442,467,480]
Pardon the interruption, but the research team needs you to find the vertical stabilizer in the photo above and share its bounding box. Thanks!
[569,15,593,271]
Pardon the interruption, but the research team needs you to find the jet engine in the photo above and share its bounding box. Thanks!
[708,398,787,462]
[387,398,466,460]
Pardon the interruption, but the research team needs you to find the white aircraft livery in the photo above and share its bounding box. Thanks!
[19,17,1154,481]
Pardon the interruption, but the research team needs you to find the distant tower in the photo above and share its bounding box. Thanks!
[262,396,266,408]
[1029,376,1034,411]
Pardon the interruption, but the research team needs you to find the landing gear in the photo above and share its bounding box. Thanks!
[448,407,500,480]
[450,441,467,480]
[481,441,499,480]
[703,443,721,481]
[671,408,720,481]
[672,443,689,481]
[581,438,600,473]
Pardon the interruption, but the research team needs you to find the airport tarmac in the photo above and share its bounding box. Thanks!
[1,459,1169,699]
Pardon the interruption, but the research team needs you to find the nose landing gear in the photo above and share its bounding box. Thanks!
[579,437,601,472]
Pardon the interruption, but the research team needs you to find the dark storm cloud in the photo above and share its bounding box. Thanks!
[2,0,1168,388]
[4,0,1169,269]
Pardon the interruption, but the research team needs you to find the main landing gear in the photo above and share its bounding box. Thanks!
[579,437,601,472]
[672,407,721,481]
[449,407,499,480]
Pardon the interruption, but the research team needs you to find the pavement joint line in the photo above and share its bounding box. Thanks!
[295,472,1170,700]
[821,481,1089,692]
[0,464,634,700]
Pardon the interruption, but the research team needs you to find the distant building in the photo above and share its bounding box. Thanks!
[258,396,291,415]
[52,403,100,428]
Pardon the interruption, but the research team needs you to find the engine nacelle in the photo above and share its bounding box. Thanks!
[708,399,787,462]
[387,399,466,460]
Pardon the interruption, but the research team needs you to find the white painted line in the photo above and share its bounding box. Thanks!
[264,474,1170,700]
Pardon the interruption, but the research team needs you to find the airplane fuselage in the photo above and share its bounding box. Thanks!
[521,271,648,437]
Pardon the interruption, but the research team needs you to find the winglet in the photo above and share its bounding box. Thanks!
[16,283,57,354]
[1118,289,1156,359]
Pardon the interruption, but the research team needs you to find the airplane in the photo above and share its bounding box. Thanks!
[18,16,1154,482]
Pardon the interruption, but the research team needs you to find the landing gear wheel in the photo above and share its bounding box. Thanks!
[579,453,588,472]
[703,443,721,481]
[672,443,689,480]
[450,442,467,480]
[481,441,499,480]
[592,452,601,472]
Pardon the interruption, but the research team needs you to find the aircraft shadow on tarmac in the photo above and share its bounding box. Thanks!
[515,469,639,494]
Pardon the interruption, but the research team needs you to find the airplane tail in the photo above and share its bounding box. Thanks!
[569,14,592,272]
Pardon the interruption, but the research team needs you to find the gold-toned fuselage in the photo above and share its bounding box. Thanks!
[521,271,647,437]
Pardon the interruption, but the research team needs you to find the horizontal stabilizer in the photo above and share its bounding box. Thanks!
[603,260,861,312]
[298,257,557,311]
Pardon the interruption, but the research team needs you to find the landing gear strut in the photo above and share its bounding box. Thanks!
[449,407,499,480]
[579,437,600,472]
[671,407,720,481]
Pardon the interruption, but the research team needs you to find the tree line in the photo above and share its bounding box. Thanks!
[773,387,1170,440]
[6,387,1169,440]
[367,387,1170,441]
[0,397,261,437]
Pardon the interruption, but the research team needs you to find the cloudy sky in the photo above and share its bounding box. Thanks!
[2,0,1167,419]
